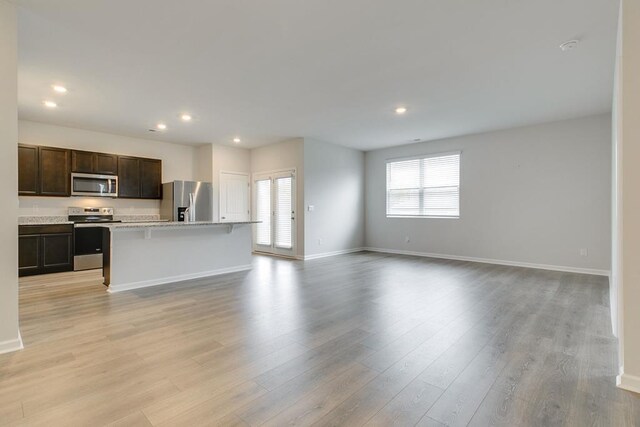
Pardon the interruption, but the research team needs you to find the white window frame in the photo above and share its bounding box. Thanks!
[385,150,461,219]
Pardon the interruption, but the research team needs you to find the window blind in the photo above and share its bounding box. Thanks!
[274,176,293,249]
[386,153,460,218]
[255,179,272,245]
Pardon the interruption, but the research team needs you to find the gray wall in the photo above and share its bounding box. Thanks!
[365,114,612,273]
[0,0,20,353]
[304,138,365,257]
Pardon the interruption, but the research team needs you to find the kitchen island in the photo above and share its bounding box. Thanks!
[94,221,256,292]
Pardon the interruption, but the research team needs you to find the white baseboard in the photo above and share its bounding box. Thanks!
[617,371,640,394]
[302,248,365,261]
[363,247,610,276]
[0,333,24,355]
[107,264,253,293]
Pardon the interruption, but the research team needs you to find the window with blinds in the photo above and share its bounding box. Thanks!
[255,179,272,245]
[274,176,293,249]
[386,152,460,218]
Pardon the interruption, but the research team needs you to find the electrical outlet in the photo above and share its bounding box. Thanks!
[318,238,323,246]
[405,236,410,243]
[308,205,315,212]
[579,248,588,257]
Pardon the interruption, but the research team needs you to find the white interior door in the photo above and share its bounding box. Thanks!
[220,172,250,222]
[253,170,296,257]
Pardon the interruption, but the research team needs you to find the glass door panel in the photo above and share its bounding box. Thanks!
[255,179,272,247]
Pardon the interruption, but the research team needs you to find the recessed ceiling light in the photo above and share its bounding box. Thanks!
[180,114,192,122]
[156,123,167,130]
[395,107,407,114]
[233,137,241,143]
[43,100,57,108]
[559,40,579,52]
[52,85,67,93]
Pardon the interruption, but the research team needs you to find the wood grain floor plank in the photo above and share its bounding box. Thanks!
[154,381,266,427]
[426,344,509,426]
[262,363,378,427]
[311,347,438,426]
[0,253,635,426]
[142,380,263,425]
[364,379,444,427]
[236,344,375,425]
[106,411,153,427]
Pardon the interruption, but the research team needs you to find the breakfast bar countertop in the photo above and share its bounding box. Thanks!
[78,220,258,229]
[101,220,256,293]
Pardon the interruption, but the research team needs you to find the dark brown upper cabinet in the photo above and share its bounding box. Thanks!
[71,150,95,173]
[19,144,161,200]
[18,144,39,195]
[140,159,162,199]
[72,150,118,175]
[117,156,141,198]
[118,156,162,200]
[95,153,118,175]
[39,147,71,196]
[19,144,70,196]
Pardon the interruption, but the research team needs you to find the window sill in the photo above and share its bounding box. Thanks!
[386,215,460,219]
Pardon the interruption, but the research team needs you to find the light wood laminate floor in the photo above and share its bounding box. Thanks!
[1,252,639,426]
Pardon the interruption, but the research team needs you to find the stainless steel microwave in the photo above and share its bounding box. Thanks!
[71,173,118,197]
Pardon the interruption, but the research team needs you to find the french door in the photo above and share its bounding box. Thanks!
[253,170,296,257]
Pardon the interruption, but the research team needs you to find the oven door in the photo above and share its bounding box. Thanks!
[71,173,118,197]
[74,226,104,271]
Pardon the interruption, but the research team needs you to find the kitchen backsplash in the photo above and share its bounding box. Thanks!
[18,196,161,217]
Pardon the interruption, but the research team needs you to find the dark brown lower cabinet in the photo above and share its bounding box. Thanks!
[19,225,74,277]
[18,235,40,276]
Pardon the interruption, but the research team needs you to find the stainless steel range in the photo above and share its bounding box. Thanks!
[68,207,121,271]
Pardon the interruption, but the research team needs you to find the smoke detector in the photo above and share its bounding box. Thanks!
[559,40,579,52]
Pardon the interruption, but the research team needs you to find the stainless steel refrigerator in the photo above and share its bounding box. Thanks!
[160,181,214,222]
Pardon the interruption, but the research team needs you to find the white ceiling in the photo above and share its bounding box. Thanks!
[17,0,619,150]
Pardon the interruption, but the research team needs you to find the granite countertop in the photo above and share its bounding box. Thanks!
[18,216,73,225]
[76,221,259,229]
[19,215,257,228]
[114,215,162,222]
[120,219,169,223]
[19,214,165,226]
